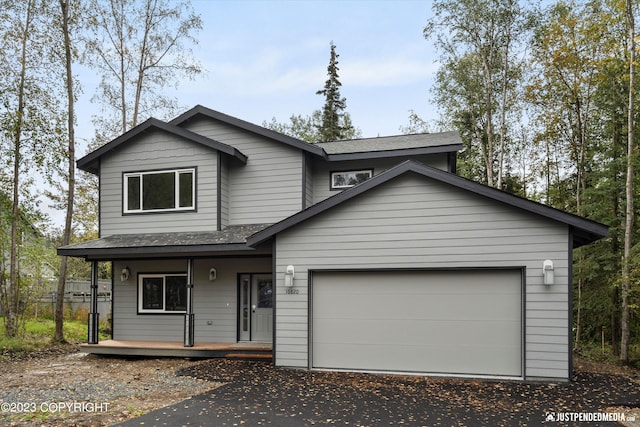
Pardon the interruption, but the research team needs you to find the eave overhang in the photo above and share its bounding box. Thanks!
[58,225,272,261]
[77,118,248,175]
[325,144,463,161]
[247,160,609,249]
[169,105,327,158]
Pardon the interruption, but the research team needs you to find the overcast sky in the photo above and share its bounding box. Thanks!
[75,0,440,151]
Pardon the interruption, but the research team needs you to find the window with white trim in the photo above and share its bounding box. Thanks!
[124,168,195,213]
[138,274,187,313]
[330,169,373,190]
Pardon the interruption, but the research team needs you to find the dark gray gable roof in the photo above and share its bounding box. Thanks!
[169,105,327,158]
[170,106,462,161]
[58,224,271,259]
[319,132,463,161]
[77,117,248,174]
[247,160,609,249]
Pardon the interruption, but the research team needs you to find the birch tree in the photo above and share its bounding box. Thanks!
[85,0,202,136]
[425,0,533,187]
[620,0,636,364]
[0,0,64,337]
[53,0,78,343]
[527,0,611,212]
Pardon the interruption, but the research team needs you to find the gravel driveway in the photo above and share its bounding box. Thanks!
[115,359,640,427]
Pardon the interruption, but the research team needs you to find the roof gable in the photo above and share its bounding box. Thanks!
[247,160,608,248]
[77,118,248,174]
[169,105,327,158]
[170,106,462,162]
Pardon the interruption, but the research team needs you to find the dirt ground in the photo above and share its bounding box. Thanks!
[0,345,639,426]
[0,345,221,426]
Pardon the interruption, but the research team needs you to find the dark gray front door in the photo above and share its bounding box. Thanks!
[239,274,273,342]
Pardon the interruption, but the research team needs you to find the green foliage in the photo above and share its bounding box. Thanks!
[428,0,640,354]
[0,318,102,353]
[426,0,536,188]
[315,42,356,142]
[263,110,361,143]
[399,110,432,134]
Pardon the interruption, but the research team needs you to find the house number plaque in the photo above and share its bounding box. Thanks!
[285,288,299,295]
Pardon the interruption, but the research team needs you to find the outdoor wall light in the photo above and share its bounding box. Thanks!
[284,265,295,287]
[209,268,217,281]
[120,266,130,282]
[543,260,554,285]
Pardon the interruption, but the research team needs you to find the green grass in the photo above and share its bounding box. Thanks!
[575,341,640,368]
[0,318,109,353]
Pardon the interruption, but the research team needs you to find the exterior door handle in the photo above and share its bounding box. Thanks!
[252,304,256,313]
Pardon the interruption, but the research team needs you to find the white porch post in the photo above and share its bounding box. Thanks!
[184,258,195,347]
[87,260,99,344]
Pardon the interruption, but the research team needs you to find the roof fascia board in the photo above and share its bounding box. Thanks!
[77,117,247,174]
[170,105,327,158]
[247,160,608,247]
[57,242,254,258]
[326,144,463,161]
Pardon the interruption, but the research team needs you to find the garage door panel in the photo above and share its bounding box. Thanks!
[313,342,521,376]
[312,270,522,377]
[314,318,520,347]
[315,294,519,322]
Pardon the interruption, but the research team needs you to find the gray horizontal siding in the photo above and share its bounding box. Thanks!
[100,129,218,236]
[305,154,313,209]
[181,117,303,225]
[310,154,448,205]
[112,258,271,343]
[220,155,229,228]
[274,173,570,379]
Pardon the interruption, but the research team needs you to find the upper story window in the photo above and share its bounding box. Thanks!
[124,168,195,213]
[330,169,373,190]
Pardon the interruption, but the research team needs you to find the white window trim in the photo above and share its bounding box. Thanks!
[138,273,187,314]
[330,169,373,190]
[123,168,196,214]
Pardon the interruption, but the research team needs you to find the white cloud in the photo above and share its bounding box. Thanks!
[341,56,438,87]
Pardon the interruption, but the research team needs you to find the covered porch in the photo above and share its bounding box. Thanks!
[57,225,274,357]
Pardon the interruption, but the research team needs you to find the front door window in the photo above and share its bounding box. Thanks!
[239,274,273,342]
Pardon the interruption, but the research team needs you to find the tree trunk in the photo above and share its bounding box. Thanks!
[54,0,76,343]
[574,273,582,351]
[620,0,635,363]
[5,0,35,338]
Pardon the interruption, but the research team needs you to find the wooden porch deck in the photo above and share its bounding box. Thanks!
[80,340,273,359]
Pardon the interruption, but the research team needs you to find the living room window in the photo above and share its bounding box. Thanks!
[124,168,195,213]
[138,274,187,314]
[330,169,373,190]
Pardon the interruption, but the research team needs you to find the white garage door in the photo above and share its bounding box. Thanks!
[311,269,522,377]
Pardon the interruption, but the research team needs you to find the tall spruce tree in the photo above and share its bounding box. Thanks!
[316,42,354,142]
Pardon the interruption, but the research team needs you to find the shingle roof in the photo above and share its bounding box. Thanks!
[58,224,271,259]
[318,132,462,156]
[246,160,609,249]
[170,106,462,160]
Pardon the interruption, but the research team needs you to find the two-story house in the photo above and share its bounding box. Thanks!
[59,105,608,381]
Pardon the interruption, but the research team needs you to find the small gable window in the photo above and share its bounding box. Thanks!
[124,168,195,213]
[330,169,373,190]
[138,273,187,314]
